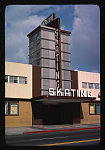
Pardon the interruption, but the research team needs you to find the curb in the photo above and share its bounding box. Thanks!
[25,126,100,134]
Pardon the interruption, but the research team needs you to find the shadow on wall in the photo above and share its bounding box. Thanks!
[32,101,43,125]
[80,104,84,119]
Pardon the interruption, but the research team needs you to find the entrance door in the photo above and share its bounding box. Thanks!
[60,103,72,124]
[43,103,73,125]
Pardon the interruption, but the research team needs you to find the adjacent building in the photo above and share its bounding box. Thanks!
[71,70,100,124]
[5,62,32,127]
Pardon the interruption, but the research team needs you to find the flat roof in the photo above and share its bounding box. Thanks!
[27,25,71,38]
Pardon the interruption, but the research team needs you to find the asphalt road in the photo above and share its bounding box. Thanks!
[5,128,100,146]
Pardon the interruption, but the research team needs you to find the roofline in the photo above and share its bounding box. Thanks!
[27,26,40,37]
[70,69,100,74]
[27,26,71,37]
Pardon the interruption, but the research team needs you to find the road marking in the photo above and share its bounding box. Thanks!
[39,138,100,146]
[30,136,69,141]
[25,127,100,134]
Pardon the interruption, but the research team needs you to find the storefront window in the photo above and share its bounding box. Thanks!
[5,102,19,115]
[96,104,100,114]
[5,102,8,115]
[10,103,19,115]
[89,103,100,115]
[89,104,95,114]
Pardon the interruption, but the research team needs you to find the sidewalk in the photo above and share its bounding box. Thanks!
[5,127,43,135]
[5,123,100,135]
[33,123,100,130]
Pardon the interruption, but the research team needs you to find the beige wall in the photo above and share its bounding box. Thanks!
[5,101,32,128]
[80,103,100,124]
[5,61,32,99]
[78,71,100,100]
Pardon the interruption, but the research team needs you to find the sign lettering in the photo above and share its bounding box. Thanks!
[48,88,92,97]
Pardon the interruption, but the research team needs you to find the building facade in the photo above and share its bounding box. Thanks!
[5,61,100,127]
[71,70,100,124]
[5,61,32,127]
[5,14,100,127]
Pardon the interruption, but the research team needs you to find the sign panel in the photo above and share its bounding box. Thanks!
[41,13,55,26]
[47,18,62,90]
[90,105,95,114]
[10,103,18,115]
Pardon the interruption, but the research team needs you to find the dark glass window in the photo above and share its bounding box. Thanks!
[94,83,100,89]
[96,104,100,114]
[5,75,8,82]
[88,83,94,89]
[5,102,8,115]
[19,77,27,84]
[10,76,18,83]
[82,82,87,88]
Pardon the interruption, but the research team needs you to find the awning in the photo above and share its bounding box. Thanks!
[31,95,96,104]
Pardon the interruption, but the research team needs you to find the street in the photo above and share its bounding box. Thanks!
[5,128,100,146]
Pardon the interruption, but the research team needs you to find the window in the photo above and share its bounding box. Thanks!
[5,75,8,82]
[19,77,27,84]
[10,103,19,115]
[5,102,19,115]
[10,76,18,83]
[96,104,100,114]
[94,83,100,89]
[37,61,40,66]
[89,104,95,114]
[89,103,100,115]
[5,102,8,115]
[82,82,87,88]
[88,83,94,89]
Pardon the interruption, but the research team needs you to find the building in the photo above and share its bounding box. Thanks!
[5,62,32,127]
[27,13,71,96]
[5,14,100,127]
[5,62,100,127]
[71,70,100,124]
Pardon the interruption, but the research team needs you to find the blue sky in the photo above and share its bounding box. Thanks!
[5,5,100,73]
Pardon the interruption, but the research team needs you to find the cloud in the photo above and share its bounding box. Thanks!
[5,5,100,73]
[5,5,49,64]
[70,5,100,72]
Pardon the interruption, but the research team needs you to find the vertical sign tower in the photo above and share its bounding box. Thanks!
[27,13,71,96]
[45,14,62,94]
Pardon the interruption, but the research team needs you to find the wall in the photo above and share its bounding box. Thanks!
[41,27,56,95]
[5,101,32,128]
[32,66,41,97]
[71,70,100,124]
[71,70,78,89]
[5,61,32,99]
[78,71,100,100]
[80,103,100,124]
